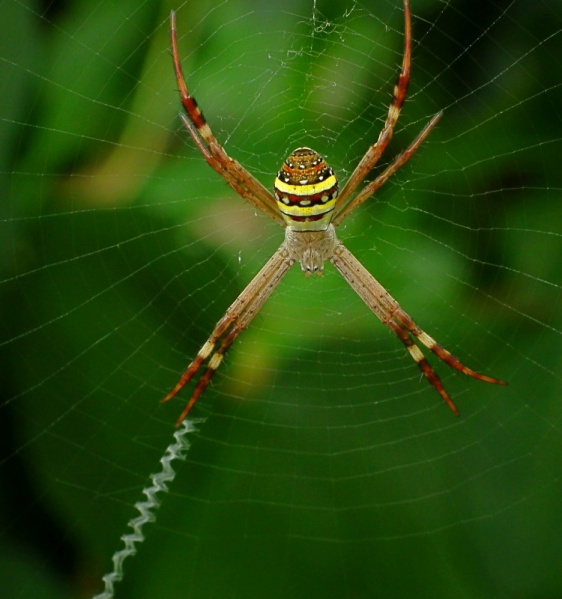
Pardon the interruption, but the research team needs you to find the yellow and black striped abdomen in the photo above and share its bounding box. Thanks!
[274,147,339,231]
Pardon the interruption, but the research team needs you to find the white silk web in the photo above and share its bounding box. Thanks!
[1,1,562,598]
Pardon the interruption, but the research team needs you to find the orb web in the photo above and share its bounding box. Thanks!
[1,1,562,598]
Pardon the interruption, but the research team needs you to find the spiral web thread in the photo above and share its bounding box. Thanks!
[92,419,202,599]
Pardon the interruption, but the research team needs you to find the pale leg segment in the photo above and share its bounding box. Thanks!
[163,244,294,426]
[335,0,412,210]
[171,11,284,226]
[330,243,506,414]
[333,111,442,226]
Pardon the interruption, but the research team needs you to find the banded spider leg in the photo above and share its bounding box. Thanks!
[331,244,506,415]
[163,245,293,426]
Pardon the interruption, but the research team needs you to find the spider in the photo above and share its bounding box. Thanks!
[164,0,506,426]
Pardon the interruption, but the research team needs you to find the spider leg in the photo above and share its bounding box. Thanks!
[163,244,294,426]
[393,308,506,385]
[331,243,506,414]
[332,110,442,225]
[385,318,460,415]
[170,11,284,226]
[179,114,283,221]
[335,0,412,211]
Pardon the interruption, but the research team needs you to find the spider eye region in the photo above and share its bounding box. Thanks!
[274,146,339,231]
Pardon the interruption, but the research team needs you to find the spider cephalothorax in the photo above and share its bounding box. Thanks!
[164,0,506,426]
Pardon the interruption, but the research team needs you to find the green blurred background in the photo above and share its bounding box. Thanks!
[2,0,562,597]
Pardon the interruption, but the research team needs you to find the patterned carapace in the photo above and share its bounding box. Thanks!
[274,147,339,231]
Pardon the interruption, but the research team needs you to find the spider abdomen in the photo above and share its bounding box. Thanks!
[274,147,339,231]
